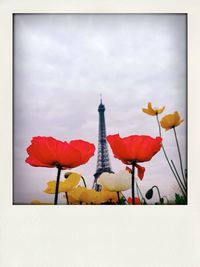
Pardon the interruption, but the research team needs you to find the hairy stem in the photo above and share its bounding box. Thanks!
[54,166,62,205]
[65,192,69,205]
[81,176,87,188]
[156,114,186,197]
[132,162,136,205]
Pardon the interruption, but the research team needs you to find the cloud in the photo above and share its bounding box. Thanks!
[14,14,186,204]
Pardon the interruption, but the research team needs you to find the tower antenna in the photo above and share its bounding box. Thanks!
[100,93,102,104]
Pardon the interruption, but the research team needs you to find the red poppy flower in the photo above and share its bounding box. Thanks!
[25,136,95,169]
[127,197,140,205]
[107,134,162,179]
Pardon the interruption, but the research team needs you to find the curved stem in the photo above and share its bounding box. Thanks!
[155,115,186,196]
[65,192,69,205]
[136,182,143,198]
[136,182,140,199]
[183,169,187,186]
[131,162,136,205]
[173,127,185,181]
[136,182,146,204]
[171,160,186,193]
[81,176,87,188]
[54,166,62,205]
[152,185,162,201]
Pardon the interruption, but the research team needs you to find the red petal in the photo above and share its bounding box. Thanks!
[69,140,95,165]
[107,134,162,164]
[55,141,81,167]
[25,136,95,169]
[107,134,132,162]
[25,156,53,167]
[134,197,141,205]
[127,197,141,204]
[26,136,58,166]
[135,164,145,180]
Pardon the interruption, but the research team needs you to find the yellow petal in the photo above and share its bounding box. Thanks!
[142,108,155,116]
[142,102,157,116]
[160,111,183,130]
[60,173,81,192]
[80,189,99,204]
[44,180,57,194]
[67,186,87,204]
[148,102,156,114]
[148,102,152,109]
[31,200,53,205]
[174,111,180,124]
[99,191,118,203]
[157,106,165,114]
[44,173,81,195]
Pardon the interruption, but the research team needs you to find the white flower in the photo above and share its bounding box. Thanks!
[98,170,132,192]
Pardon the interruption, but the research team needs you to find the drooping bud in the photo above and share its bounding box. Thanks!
[145,188,154,199]
[64,172,72,179]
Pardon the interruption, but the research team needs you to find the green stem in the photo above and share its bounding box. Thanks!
[183,169,187,190]
[54,166,62,205]
[173,127,185,181]
[156,114,162,137]
[120,192,128,204]
[156,114,186,196]
[171,160,186,193]
[136,182,146,204]
[152,185,162,202]
[132,162,136,205]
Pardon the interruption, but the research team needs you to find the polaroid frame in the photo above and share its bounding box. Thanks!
[0,1,199,266]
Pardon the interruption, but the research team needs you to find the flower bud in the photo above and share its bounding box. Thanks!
[64,172,72,179]
[145,188,153,199]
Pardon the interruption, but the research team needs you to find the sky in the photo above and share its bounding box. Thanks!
[14,14,187,204]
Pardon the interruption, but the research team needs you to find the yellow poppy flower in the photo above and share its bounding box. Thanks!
[68,188,101,204]
[82,190,117,204]
[142,102,165,116]
[160,111,184,131]
[98,190,118,204]
[31,200,53,205]
[67,186,88,204]
[66,187,118,204]
[44,173,81,194]
[100,186,118,202]
[80,189,100,204]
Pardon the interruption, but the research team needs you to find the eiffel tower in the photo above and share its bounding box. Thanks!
[93,96,113,191]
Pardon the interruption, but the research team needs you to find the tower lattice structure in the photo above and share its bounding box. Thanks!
[93,98,113,190]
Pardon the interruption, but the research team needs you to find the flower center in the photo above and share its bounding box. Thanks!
[53,161,62,168]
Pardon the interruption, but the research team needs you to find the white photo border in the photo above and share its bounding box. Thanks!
[0,1,199,266]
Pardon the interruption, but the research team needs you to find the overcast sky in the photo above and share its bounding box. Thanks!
[14,14,186,204]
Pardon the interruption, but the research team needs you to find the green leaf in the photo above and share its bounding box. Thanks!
[175,193,187,205]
